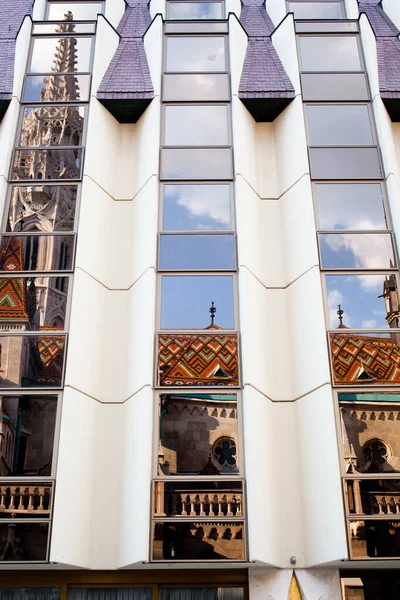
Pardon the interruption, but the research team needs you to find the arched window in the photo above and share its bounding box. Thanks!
[363,438,391,473]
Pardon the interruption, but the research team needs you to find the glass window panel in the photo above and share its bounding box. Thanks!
[0,335,66,388]
[0,523,49,561]
[0,395,57,476]
[167,2,223,19]
[306,105,373,145]
[0,235,75,272]
[296,22,357,33]
[23,74,91,103]
[0,590,60,600]
[288,2,343,19]
[11,149,83,181]
[301,73,369,101]
[158,333,239,386]
[164,105,229,146]
[163,184,231,230]
[329,332,400,385]
[0,484,53,518]
[159,591,244,600]
[163,74,230,101]
[158,394,239,475]
[161,148,233,180]
[29,37,93,73]
[165,22,228,33]
[7,185,77,232]
[160,234,235,270]
[161,274,234,329]
[156,481,243,517]
[68,591,152,600]
[153,522,245,560]
[0,277,69,330]
[309,147,382,179]
[340,403,400,473]
[338,392,400,402]
[325,273,398,329]
[315,183,386,230]
[320,234,395,269]
[47,3,103,20]
[349,520,400,558]
[19,106,85,147]
[33,22,96,34]
[348,480,400,513]
[297,36,361,71]
[165,36,226,72]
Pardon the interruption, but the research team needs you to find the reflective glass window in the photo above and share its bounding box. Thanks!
[349,520,400,558]
[33,22,96,34]
[0,236,75,272]
[165,37,226,72]
[158,393,239,475]
[325,273,398,329]
[0,590,60,600]
[161,274,234,329]
[161,148,233,180]
[46,2,103,20]
[301,74,369,101]
[330,332,400,385]
[347,478,400,511]
[315,183,387,230]
[162,184,232,230]
[153,522,245,560]
[158,333,239,386]
[338,392,400,402]
[0,335,66,388]
[29,37,93,73]
[295,21,357,33]
[0,277,69,330]
[154,482,243,516]
[19,106,85,148]
[309,147,382,179]
[340,401,400,473]
[163,74,230,101]
[297,36,361,71]
[23,74,91,103]
[0,523,49,561]
[68,591,152,600]
[0,395,57,476]
[164,105,229,146]
[320,233,395,269]
[160,234,235,270]
[306,105,373,145]
[7,185,78,232]
[12,149,83,181]
[167,2,223,19]
[288,1,343,19]
[165,22,228,33]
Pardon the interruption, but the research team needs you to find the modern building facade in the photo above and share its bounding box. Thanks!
[0,0,400,597]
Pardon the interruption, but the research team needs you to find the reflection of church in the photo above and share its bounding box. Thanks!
[331,276,400,384]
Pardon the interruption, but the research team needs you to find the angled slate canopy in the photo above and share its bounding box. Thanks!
[97,0,154,123]
[358,0,400,121]
[0,0,34,122]
[238,1,295,122]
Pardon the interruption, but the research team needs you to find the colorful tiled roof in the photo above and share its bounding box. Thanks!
[158,334,239,387]
[359,0,400,120]
[0,278,28,320]
[32,334,65,386]
[97,1,154,123]
[238,0,295,121]
[330,333,400,385]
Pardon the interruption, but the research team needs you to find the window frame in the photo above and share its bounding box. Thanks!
[44,1,104,21]
[296,33,364,73]
[27,34,96,76]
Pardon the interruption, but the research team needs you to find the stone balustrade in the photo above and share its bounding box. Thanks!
[155,484,243,517]
[0,485,52,515]
[363,493,400,515]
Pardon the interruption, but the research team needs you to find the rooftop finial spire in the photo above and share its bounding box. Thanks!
[337,304,344,327]
[209,301,216,327]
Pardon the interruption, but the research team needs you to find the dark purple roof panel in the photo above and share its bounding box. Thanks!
[359,1,400,119]
[97,0,154,122]
[238,0,295,121]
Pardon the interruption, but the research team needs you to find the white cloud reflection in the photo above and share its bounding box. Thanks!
[165,185,231,229]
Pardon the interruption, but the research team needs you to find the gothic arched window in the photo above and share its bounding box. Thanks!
[363,438,391,473]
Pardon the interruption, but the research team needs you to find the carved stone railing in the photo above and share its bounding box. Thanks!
[155,484,243,517]
[362,493,400,515]
[0,485,52,515]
